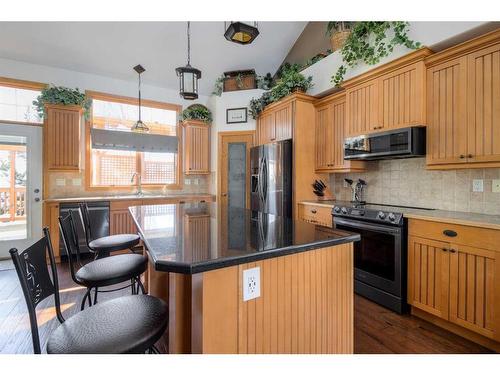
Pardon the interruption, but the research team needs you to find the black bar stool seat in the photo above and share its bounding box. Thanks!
[88,233,140,254]
[47,295,167,354]
[75,253,147,288]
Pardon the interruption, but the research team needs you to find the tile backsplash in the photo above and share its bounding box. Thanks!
[47,170,210,198]
[330,158,500,215]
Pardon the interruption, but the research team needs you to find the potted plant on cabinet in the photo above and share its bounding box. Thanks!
[326,22,355,52]
[33,85,91,119]
[181,104,212,124]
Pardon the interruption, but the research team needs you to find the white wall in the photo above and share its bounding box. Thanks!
[207,89,265,194]
[0,57,210,107]
[303,21,491,96]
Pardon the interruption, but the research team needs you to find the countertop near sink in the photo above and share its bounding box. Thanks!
[301,200,500,230]
[44,193,215,204]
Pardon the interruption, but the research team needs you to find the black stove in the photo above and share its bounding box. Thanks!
[332,202,404,226]
[331,201,413,313]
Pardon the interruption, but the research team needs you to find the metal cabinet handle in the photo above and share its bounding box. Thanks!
[311,210,317,214]
[450,249,457,253]
[459,155,465,159]
[468,154,473,158]
[443,229,458,237]
[442,248,448,252]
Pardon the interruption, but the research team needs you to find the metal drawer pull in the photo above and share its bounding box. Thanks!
[311,210,317,214]
[450,249,457,253]
[443,229,457,237]
[442,248,448,252]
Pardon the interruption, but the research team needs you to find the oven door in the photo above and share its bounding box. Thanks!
[334,217,402,297]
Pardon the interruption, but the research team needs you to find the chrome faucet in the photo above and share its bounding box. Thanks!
[131,172,143,197]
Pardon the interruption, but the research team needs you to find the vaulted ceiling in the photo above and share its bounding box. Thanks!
[0,22,307,95]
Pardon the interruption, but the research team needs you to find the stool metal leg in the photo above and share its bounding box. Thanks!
[81,288,91,311]
[94,287,98,304]
[137,277,146,295]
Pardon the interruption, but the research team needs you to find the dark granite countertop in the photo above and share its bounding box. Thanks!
[129,203,360,274]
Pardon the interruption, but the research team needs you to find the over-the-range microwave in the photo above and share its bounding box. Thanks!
[344,126,426,161]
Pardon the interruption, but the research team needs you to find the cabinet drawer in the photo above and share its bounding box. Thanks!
[298,203,332,227]
[408,218,500,252]
[110,199,143,211]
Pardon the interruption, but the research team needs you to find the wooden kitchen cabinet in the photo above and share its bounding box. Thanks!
[315,93,366,173]
[109,199,143,236]
[425,29,500,169]
[183,212,210,262]
[408,235,450,320]
[183,120,210,175]
[345,79,379,136]
[256,102,292,145]
[297,202,333,227]
[343,48,431,137]
[407,217,500,348]
[44,104,82,171]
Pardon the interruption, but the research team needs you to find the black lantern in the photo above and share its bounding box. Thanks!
[224,22,259,45]
[176,22,201,100]
[131,64,150,133]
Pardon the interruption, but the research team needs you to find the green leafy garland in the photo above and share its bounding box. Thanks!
[331,21,421,86]
[249,64,313,119]
[182,104,212,123]
[33,85,91,119]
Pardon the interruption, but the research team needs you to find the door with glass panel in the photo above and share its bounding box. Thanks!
[0,124,42,258]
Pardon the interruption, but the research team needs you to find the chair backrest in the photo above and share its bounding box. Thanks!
[9,228,65,354]
[58,211,83,284]
[78,202,93,247]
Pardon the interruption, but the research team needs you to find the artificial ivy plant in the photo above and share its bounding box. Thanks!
[331,21,421,85]
[182,104,212,123]
[249,63,313,119]
[33,85,91,119]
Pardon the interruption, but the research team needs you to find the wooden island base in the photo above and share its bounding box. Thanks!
[148,243,354,354]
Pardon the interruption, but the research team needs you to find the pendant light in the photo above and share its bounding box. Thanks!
[131,64,150,133]
[176,22,201,100]
[224,22,259,45]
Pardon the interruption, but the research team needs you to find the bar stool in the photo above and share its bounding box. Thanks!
[59,211,147,310]
[9,228,168,354]
[78,202,140,259]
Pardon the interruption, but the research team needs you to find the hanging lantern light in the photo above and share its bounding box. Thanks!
[131,64,150,133]
[176,22,201,100]
[224,22,259,45]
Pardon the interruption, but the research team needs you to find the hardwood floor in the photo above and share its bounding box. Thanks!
[0,261,493,354]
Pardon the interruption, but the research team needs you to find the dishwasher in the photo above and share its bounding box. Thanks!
[59,201,110,256]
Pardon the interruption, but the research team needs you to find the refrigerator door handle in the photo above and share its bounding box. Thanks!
[262,156,268,206]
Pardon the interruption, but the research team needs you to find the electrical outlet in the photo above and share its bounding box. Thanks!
[72,178,82,186]
[56,178,66,186]
[343,180,349,188]
[492,179,500,193]
[243,267,261,301]
[472,179,484,192]
[185,179,191,185]
[194,178,199,185]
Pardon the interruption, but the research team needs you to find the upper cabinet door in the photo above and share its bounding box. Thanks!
[184,122,210,175]
[257,112,275,145]
[345,80,379,136]
[45,105,82,171]
[426,57,468,166]
[315,104,333,171]
[467,43,500,163]
[274,103,293,141]
[331,99,349,170]
[378,61,426,130]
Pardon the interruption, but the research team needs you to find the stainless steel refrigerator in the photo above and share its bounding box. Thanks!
[250,139,292,217]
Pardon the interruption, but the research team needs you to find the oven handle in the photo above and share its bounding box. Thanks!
[334,217,401,235]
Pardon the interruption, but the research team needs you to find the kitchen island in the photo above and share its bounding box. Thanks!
[129,202,360,354]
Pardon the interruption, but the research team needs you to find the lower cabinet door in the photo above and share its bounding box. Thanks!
[449,245,498,340]
[408,236,450,319]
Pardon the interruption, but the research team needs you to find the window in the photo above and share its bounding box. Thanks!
[86,91,182,188]
[0,77,45,125]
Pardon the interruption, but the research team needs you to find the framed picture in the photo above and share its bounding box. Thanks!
[226,107,248,124]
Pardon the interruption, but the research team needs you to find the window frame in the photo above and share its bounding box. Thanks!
[0,76,47,127]
[84,90,183,191]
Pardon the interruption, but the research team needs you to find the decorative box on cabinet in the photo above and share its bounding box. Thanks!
[44,104,82,171]
[183,120,210,175]
[425,29,500,169]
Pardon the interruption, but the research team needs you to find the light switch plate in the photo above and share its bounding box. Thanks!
[194,178,199,185]
[185,179,191,185]
[56,178,66,186]
[243,267,261,301]
[72,178,82,186]
[472,179,484,192]
[492,179,500,193]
